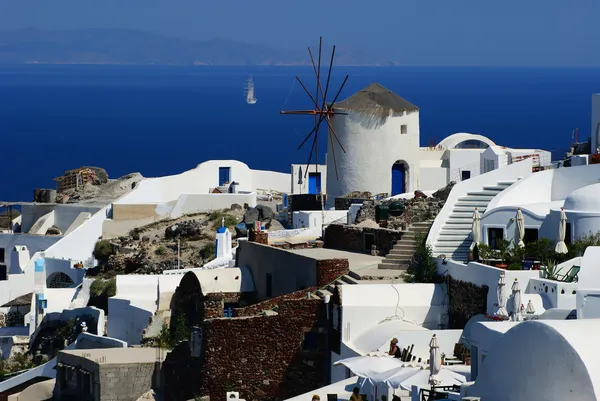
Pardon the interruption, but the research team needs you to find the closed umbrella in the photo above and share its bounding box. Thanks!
[495,272,509,319]
[470,208,481,251]
[429,334,441,385]
[555,208,568,254]
[515,208,525,248]
[512,278,521,322]
[526,300,535,314]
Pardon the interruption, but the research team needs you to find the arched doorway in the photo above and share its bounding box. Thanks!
[47,272,74,288]
[391,161,408,196]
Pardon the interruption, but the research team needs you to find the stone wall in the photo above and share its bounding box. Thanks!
[447,276,489,329]
[204,293,243,319]
[324,224,404,256]
[200,298,327,401]
[316,259,349,287]
[249,230,268,245]
[233,287,317,318]
[334,197,369,210]
[99,362,157,401]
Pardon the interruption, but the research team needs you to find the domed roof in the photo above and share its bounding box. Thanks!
[437,133,496,149]
[563,183,600,212]
[335,83,419,116]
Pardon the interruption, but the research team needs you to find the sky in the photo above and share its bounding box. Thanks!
[1,0,599,66]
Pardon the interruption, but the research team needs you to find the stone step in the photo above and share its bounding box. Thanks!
[453,206,486,213]
[497,180,516,186]
[482,186,506,191]
[408,226,430,232]
[455,201,490,208]
[393,243,417,250]
[388,249,415,256]
[446,218,472,225]
[457,195,495,202]
[440,228,472,235]
[412,221,434,226]
[378,262,410,270]
[466,190,503,197]
[385,253,412,260]
[348,270,362,281]
[438,234,468,244]
[341,275,360,285]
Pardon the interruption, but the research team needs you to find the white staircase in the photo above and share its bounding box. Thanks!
[433,180,516,261]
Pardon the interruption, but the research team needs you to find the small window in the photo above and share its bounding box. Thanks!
[0,265,6,281]
[224,303,237,318]
[266,273,273,298]
[488,228,504,250]
[565,223,572,245]
[0,248,4,263]
[400,125,408,134]
[302,331,323,352]
[461,170,471,181]
[524,228,539,244]
[363,233,375,252]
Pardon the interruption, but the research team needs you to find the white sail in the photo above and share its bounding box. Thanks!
[245,76,257,104]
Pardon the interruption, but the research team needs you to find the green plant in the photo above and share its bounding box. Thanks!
[208,210,239,228]
[93,240,114,262]
[477,243,492,261]
[542,260,563,280]
[199,242,216,260]
[155,246,167,256]
[156,313,190,349]
[87,278,116,314]
[405,232,438,283]
[507,263,522,271]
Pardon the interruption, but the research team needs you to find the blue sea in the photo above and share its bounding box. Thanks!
[1,65,599,202]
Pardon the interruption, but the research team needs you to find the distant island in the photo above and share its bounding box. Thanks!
[0,28,398,66]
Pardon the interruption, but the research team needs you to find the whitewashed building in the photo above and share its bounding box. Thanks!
[325,83,552,206]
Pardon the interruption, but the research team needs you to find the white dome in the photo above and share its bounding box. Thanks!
[437,133,496,149]
[563,183,600,212]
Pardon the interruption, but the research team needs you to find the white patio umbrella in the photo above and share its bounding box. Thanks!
[429,334,441,385]
[495,272,509,319]
[515,208,525,248]
[470,208,481,251]
[373,365,466,391]
[555,208,568,254]
[525,300,536,314]
[334,354,404,379]
[511,278,521,322]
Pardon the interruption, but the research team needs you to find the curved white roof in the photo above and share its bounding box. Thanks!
[183,266,255,294]
[437,133,496,149]
[563,183,600,212]
[470,319,600,401]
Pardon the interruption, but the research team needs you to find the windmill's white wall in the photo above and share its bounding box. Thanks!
[591,94,600,154]
[291,164,327,194]
[327,110,420,205]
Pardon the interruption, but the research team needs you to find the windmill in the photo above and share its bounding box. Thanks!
[280,37,349,181]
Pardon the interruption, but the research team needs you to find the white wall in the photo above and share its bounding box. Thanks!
[479,206,547,246]
[0,234,60,274]
[446,149,483,182]
[591,93,600,154]
[292,210,348,230]
[327,110,420,205]
[418,167,447,191]
[117,160,289,205]
[291,164,327,194]
[107,275,159,345]
[339,283,446,344]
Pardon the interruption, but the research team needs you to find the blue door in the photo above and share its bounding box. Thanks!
[218,167,231,186]
[391,163,405,196]
[308,173,321,194]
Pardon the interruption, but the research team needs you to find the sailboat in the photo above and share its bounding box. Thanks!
[245,76,257,104]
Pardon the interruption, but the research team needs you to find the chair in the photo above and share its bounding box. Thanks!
[557,266,580,283]
[523,260,534,270]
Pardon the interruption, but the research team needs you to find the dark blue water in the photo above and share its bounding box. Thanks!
[1,65,599,201]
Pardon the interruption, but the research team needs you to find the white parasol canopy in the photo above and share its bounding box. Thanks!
[372,365,466,391]
[555,208,568,254]
[495,272,509,319]
[470,208,481,251]
[525,300,535,314]
[512,278,521,321]
[515,208,525,248]
[334,354,404,379]
[429,334,441,385]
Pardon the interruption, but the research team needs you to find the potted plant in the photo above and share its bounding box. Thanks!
[74,261,84,269]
